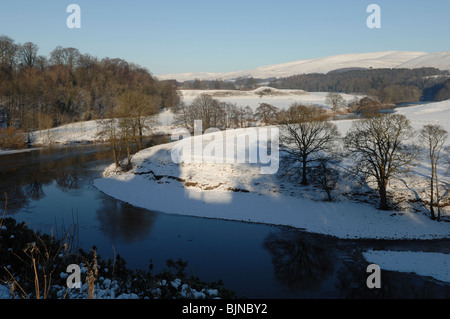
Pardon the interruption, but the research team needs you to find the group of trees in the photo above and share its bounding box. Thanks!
[174,94,448,219]
[277,103,448,219]
[174,95,255,131]
[0,35,181,148]
[97,89,161,169]
[180,76,268,91]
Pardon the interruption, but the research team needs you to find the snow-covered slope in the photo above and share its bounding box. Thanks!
[93,99,450,241]
[157,51,428,81]
[397,51,450,71]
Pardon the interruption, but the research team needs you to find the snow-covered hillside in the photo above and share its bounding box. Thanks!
[28,109,176,146]
[397,51,450,71]
[157,51,431,82]
[93,99,450,242]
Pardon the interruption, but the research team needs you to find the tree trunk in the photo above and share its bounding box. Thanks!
[430,163,436,220]
[301,159,308,186]
[379,181,389,210]
[112,147,119,168]
[435,163,441,222]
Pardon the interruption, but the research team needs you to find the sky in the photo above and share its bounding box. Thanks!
[1,0,450,75]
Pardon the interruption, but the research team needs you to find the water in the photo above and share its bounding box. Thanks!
[1,144,449,299]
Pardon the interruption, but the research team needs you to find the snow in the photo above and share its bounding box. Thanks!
[19,109,176,148]
[181,87,362,111]
[397,51,450,71]
[93,100,450,241]
[91,99,450,285]
[157,51,429,82]
[363,250,450,284]
[0,148,41,156]
[0,275,217,299]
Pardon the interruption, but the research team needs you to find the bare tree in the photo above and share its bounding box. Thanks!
[0,35,17,72]
[419,124,448,221]
[325,92,346,112]
[18,42,39,69]
[344,114,417,210]
[255,103,279,126]
[117,89,159,150]
[174,94,223,131]
[354,97,382,118]
[280,104,340,186]
[97,115,121,168]
[310,158,340,202]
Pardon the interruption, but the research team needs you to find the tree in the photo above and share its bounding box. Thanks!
[117,89,159,150]
[310,158,340,201]
[280,104,339,186]
[0,35,17,72]
[419,124,448,221]
[325,92,346,112]
[18,42,39,69]
[255,103,279,126]
[354,96,382,117]
[344,114,417,210]
[174,94,223,132]
[97,116,121,168]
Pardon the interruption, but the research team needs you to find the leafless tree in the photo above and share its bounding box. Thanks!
[18,42,39,69]
[344,114,417,210]
[0,35,17,72]
[310,158,340,201]
[354,96,382,118]
[97,115,121,168]
[117,89,159,150]
[325,92,346,112]
[174,94,223,132]
[280,104,340,186]
[419,124,448,221]
[255,103,279,126]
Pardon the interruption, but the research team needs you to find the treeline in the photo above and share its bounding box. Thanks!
[180,77,269,91]
[0,35,181,137]
[269,68,450,104]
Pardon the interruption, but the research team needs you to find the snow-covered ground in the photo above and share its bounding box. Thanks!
[91,99,450,285]
[26,108,176,147]
[363,250,450,284]
[181,87,362,111]
[1,88,359,149]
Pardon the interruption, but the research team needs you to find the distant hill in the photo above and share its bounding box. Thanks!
[157,51,450,82]
[397,51,450,70]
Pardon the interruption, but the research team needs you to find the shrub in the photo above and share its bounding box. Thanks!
[0,127,26,149]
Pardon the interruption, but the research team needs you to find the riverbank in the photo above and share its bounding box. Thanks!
[0,217,236,299]
[93,128,449,241]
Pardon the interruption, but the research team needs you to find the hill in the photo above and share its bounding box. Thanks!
[157,51,431,82]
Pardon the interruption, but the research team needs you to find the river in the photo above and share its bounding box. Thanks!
[1,144,449,299]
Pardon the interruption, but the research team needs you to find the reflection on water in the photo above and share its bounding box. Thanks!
[96,196,156,243]
[0,145,111,213]
[263,230,336,293]
[263,228,450,299]
[1,145,450,298]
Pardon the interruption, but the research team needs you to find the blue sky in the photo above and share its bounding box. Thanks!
[1,0,449,75]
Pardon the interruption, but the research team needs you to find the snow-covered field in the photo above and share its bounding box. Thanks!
[25,108,176,147]
[181,87,361,111]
